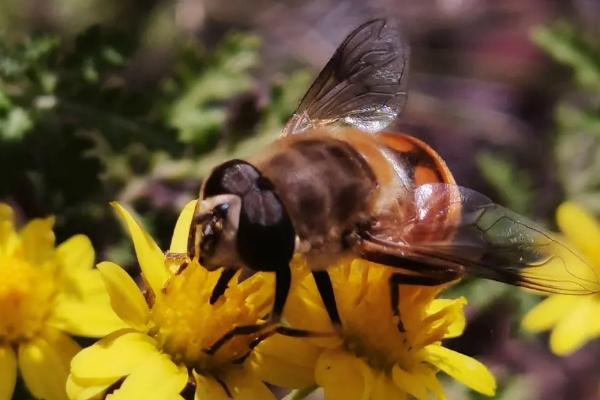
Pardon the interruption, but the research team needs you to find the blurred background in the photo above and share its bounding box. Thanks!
[1,0,600,398]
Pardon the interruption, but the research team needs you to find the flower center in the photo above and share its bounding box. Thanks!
[0,255,56,342]
[150,262,273,372]
[325,261,455,372]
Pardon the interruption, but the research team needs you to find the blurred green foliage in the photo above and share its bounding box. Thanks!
[533,22,600,214]
[476,152,533,215]
[0,25,308,261]
[475,22,600,216]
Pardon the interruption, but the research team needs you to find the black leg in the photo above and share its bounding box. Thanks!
[210,268,237,304]
[270,265,291,321]
[205,266,291,355]
[205,322,269,355]
[312,270,342,330]
[389,272,460,333]
[389,274,404,332]
[232,325,336,364]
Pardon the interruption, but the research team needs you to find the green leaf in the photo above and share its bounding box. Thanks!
[476,152,533,214]
[164,33,261,145]
[0,107,32,140]
[531,23,600,89]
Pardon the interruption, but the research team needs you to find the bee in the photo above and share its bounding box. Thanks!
[184,19,600,353]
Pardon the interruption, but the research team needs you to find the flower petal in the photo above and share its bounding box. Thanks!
[194,372,229,400]
[107,353,187,400]
[424,345,496,396]
[66,373,113,400]
[71,330,158,380]
[391,365,431,400]
[61,268,109,300]
[18,329,81,400]
[111,202,169,296]
[169,200,197,253]
[521,295,577,333]
[221,367,276,400]
[549,296,600,355]
[370,372,407,400]
[49,266,128,337]
[20,217,56,266]
[427,298,466,339]
[97,261,149,331]
[0,345,17,400]
[315,350,374,400]
[49,290,128,337]
[57,234,95,274]
[556,202,600,265]
[249,334,320,389]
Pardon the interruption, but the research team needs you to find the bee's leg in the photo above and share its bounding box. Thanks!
[232,325,335,364]
[210,268,237,304]
[389,272,460,332]
[205,265,291,355]
[206,266,338,356]
[312,270,342,332]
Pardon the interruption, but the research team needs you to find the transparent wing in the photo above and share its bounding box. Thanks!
[282,18,409,136]
[362,183,600,294]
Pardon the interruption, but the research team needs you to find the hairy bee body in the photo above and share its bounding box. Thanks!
[251,128,455,267]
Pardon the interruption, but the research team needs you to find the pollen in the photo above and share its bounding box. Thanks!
[0,255,56,342]
[150,261,274,372]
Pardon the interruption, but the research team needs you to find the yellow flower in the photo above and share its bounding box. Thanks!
[0,204,126,400]
[522,202,600,355]
[67,201,277,400]
[249,260,496,400]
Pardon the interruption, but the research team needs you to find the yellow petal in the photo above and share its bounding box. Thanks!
[61,268,110,300]
[392,364,446,400]
[57,234,95,274]
[194,372,229,400]
[71,330,158,380]
[424,345,496,396]
[550,296,600,355]
[391,365,430,400]
[249,334,320,389]
[315,350,374,400]
[221,367,276,400]
[111,203,169,296]
[371,373,407,400]
[169,200,197,253]
[107,353,187,400]
[18,329,81,400]
[428,298,466,338]
[20,216,56,266]
[97,261,149,331]
[521,295,577,333]
[49,267,128,337]
[66,373,114,400]
[0,345,17,400]
[556,202,600,265]
[49,291,128,337]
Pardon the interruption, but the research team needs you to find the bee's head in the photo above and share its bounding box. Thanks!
[190,160,295,272]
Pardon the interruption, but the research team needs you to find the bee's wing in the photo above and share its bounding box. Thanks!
[282,18,409,136]
[359,183,600,294]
